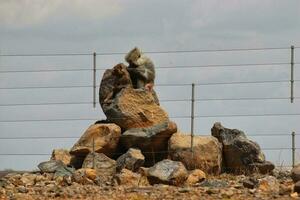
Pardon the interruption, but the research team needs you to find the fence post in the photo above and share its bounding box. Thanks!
[92,137,95,169]
[93,52,97,108]
[292,131,295,168]
[291,46,294,103]
[191,83,195,163]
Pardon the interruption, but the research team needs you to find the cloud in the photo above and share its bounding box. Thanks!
[0,0,124,28]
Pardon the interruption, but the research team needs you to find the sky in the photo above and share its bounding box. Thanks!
[0,0,300,170]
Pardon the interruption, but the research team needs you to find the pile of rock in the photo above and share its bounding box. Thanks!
[291,164,300,193]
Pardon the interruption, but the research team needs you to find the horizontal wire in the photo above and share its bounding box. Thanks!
[1,97,297,107]
[0,113,299,123]
[0,62,293,73]
[0,133,294,140]
[195,113,300,118]
[0,80,290,90]
[0,47,290,57]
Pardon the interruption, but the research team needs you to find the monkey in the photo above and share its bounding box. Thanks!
[125,47,155,91]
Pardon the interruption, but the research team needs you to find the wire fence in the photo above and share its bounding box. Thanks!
[0,45,299,169]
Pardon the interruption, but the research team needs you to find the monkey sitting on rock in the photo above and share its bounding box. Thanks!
[125,47,155,91]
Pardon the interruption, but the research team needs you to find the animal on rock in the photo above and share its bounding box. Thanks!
[125,47,155,91]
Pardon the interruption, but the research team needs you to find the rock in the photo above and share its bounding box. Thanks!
[295,181,300,193]
[70,123,121,157]
[16,186,28,193]
[114,168,148,186]
[116,148,145,172]
[51,149,72,166]
[242,177,258,189]
[53,166,75,178]
[20,173,36,186]
[168,132,222,174]
[72,168,97,185]
[147,159,188,186]
[185,169,206,185]
[258,176,279,193]
[200,180,228,188]
[121,121,177,166]
[82,152,116,176]
[211,122,274,174]
[291,164,300,183]
[291,192,299,198]
[38,160,65,173]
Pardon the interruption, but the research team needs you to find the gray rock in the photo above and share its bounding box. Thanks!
[82,152,116,176]
[54,166,75,178]
[291,164,300,183]
[242,177,258,189]
[147,159,188,186]
[211,122,274,174]
[116,148,145,172]
[38,160,65,173]
[200,180,228,188]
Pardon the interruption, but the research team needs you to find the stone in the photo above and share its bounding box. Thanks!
[53,166,75,178]
[82,152,116,176]
[38,160,65,173]
[121,121,177,166]
[20,173,36,186]
[295,181,300,193]
[242,177,258,189]
[70,123,121,157]
[211,122,274,174]
[116,148,145,172]
[114,168,148,186]
[72,168,97,185]
[51,149,72,166]
[147,159,188,186]
[258,176,279,194]
[16,186,28,193]
[291,164,300,183]
[185,169,206,185]
[200,180,228,188]
[168,132,222,174]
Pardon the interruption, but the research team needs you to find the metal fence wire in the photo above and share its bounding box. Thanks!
[0,45,299,169]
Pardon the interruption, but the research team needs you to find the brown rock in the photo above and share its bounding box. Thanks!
[70,123,121,157]
[116,148,145,172]
[258,176,279,194]
[20,173,36,187]
[291,164,300,183]
[51,149,71,166]
[147,159,188,186]
[295,181,300,193]
[168,132,222,174]
[82,152,116,176]
[114,168,149,186]
[72,168,96,185]
[185,169,206,185]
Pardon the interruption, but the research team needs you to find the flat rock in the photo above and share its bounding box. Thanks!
[51,149,71,166]
[291,164,300,183]
[116,148,145,172]
[147,159,188,186]
[168,132,222,174]
[38,160,65,173]
[82,152,116,176]
[70,123,121,157]
[211,122,274,174]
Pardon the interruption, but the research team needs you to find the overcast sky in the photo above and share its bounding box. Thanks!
[0,0,300,170]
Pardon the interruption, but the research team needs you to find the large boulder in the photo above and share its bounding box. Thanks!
[82,152,116,176]
[116,148,145,172]
[121,121,177,166]
[211,122,275,174]
[291,164,300,183]
[70,123,121,158]
[168,132,222,174]
[147,159,188,186]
